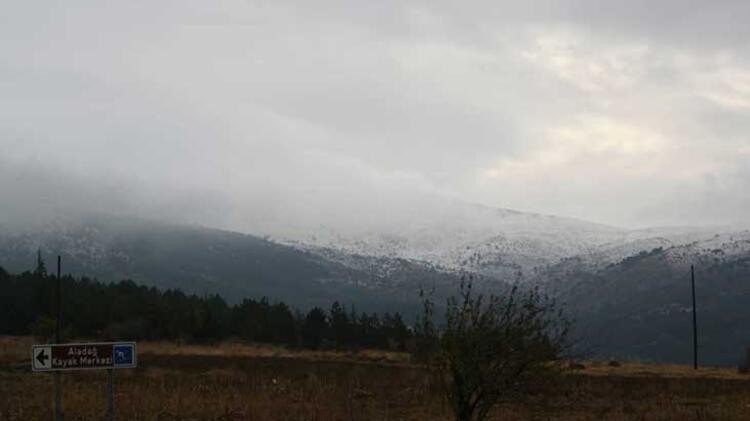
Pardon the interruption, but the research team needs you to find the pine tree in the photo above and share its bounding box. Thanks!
[34,248,47,277]
[329,301,349,347]
[302,307,328,349]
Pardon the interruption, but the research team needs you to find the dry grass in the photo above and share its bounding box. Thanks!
[583,359,747,380]
[137,341,411,366]
[0,335,34,365]
[2,336,750,420]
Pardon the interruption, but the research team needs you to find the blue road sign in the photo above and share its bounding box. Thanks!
[113,344,136,368]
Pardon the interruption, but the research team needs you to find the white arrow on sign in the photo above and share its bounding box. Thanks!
[33,346,52,370]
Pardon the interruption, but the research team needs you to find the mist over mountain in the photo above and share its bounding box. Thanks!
[9,8,750,421]
[4,0,750,369]
[0,212,461,313]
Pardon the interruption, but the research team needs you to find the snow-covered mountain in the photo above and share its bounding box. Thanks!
[3,207,750,364]
[276,202,616,278]
[4,201,746,289]
[274,200,747,282]
[0,213,461,311]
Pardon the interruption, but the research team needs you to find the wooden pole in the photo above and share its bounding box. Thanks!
[56,255,61,343]
[107,369,114,421]
[691,265,698,370]
[55,255,63,420]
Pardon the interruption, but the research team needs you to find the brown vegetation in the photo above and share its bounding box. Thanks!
[2,336,750,420]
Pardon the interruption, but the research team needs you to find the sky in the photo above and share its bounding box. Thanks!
[2,1,750,234]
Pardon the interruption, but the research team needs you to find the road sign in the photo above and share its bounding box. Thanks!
[32,342,137,372]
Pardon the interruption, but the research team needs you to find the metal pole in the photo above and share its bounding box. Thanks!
[55,255,63,420]
[107,369,114,421]
[54,373,62,420]
[691,265,698,370]
[56,255,61,343]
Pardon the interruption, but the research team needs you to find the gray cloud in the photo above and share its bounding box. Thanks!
[2,1,750,234]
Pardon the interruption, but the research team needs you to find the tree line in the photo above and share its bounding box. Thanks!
[2,256,572,421]
[0,257,411,351]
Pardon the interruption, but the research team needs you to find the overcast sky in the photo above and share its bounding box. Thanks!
[2,1,750,233]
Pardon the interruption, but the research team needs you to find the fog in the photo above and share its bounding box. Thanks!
[2,1,750,236]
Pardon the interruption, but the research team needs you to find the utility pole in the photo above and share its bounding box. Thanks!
[56,255,61,343]
[691,264,698,370]
[55,255,63,420]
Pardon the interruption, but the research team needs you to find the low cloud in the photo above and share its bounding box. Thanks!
[2,1,750,234]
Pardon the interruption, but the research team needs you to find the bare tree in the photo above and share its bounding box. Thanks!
[420,279,570,421]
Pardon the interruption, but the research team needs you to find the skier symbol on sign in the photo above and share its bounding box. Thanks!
[33,346,52,370]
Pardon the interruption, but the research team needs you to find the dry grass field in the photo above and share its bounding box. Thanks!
[2,336,750,420]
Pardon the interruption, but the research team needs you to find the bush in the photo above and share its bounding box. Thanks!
[419,279,571,421]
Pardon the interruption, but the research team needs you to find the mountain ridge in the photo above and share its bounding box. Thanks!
[2,207,750,365]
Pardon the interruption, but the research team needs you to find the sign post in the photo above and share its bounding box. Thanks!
[33,342,137,419]
[55,255,62,421]
[107,368,114,421]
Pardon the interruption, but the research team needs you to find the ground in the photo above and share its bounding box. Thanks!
[2,336,750,420]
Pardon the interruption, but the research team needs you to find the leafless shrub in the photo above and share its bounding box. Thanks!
[418,279,571,421]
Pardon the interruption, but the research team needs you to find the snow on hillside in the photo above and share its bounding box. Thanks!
[275,202,623,279]
[661,230,750,269]
[276,201,750,281]
[4,206,748,290]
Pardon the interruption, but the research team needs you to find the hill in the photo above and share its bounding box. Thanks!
[276,201,627,280]
[0,214,458,312]
[3,210,750,365]
[553,231,750,366]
